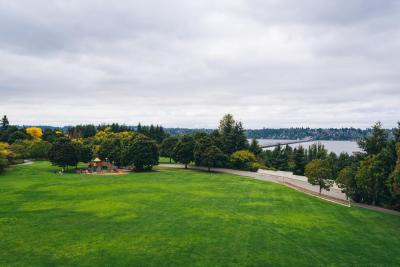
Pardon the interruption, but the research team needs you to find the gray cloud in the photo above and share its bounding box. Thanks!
[0,0,399,128]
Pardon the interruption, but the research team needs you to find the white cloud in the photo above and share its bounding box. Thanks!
[0,0,399,128]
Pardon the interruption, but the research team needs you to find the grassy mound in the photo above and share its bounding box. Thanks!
[0,161,399,266]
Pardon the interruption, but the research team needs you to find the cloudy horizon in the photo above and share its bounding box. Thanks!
[1,1,399,129]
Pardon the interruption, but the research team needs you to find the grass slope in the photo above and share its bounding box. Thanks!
[0,161,399,266]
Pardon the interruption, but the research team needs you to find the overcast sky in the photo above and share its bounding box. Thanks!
[1,0,399,128]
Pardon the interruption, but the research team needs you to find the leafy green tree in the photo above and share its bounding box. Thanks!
[336,167,355,200]
[355,155,386,205]
[160,136,179,163]
[8,130,30,144]
[202,146,227,172]
[96,131,137,166]
[194,135,213,166]
[48,138,80,169]
[230,150,260,172]
[172,135,195,169]
[305,159,333,194]
[98,137,124,166]
[194,135,227,169]
[249,138,262,157]
[73,140,94,163]
[30,141,52,159]
[123,136,159,171]
[42,129,61,143]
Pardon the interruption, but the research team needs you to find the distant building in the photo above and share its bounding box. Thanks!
[88,158,116,172]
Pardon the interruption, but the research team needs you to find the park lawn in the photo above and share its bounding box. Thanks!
[0,162,400,266]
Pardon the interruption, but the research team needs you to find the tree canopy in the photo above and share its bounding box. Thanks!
[48,138,80,169]
[305,159,333,194]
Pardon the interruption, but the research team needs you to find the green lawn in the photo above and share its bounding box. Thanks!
[159,156,173,163]
[1,162,400,266]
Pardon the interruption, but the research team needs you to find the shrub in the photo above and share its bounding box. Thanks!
[230,150,259,172]
[10,140,35,159]
[30,141,52,159]
[248,162,261,172]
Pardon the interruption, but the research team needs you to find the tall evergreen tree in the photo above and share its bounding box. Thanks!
[249,138,262,157]
[393,122,400,143]
[390,143,400,209]
[233,122,248,152]
[292,146,307,175]
[1,115,9,130]
[358,122,388,155]
[218,114,236,155]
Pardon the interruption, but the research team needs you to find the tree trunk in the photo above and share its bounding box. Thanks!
[169,157,171,163]
[319,186,322,195]
[208,166,211,172]
[185,164,188,169]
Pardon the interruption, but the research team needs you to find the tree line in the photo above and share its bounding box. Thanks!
[261,122,400,210]
[246,127,375,140]
[0,114,259,173]
[160,114,259,171]
[166,127,377,140]
[0,116,163,172]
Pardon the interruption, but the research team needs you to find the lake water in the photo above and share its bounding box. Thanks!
[257,139,361,155]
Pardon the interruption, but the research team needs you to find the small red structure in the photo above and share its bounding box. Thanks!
[88,158,116,173]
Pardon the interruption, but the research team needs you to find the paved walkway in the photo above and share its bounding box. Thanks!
[17,159,33,165]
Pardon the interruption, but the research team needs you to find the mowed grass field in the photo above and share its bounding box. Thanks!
[1,162,400,266]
